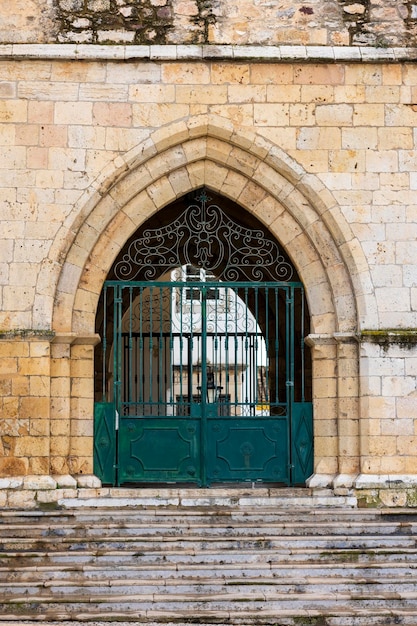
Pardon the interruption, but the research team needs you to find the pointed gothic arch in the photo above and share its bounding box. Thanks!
[47,115,368,482]
[94,189,313,486]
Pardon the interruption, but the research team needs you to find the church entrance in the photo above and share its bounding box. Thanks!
[94,190,313,487]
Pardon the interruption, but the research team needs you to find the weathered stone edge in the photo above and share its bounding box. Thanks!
[3,473,417,510]
[0,44,416,62]
[360,329,417,346]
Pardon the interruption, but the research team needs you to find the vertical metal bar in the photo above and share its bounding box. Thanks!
[213,285,219,394]
[244,287,249,408]
[300,286,306,403]
[179,283,184,406]
[275,286,280,405]
[287,286,295,485]
[128,286,133,407]
[114,284,122,414]
[224,286,229,410]
[169,288,174,410]
[149,284,154,414]
[234,289,239,411]
[159,285,164,415]
[254,285,259,409]
[102,285,108,402]
[138,286,144,408]
[114,284,122,486]
[264,285,269,406]
[200,284,207,486]
[188,284,193,410]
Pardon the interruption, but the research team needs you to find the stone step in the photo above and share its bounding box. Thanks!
[0,585,417,611]
[1,549,417,571]
[3,574,417,597]
[7,620,417,626]
[1,593,417,617]
[1,505,414,525]
[1,504,417,624]
[1,536,416,556]
[54,490,357,510]
[3,560,417,578]
[2,547,417,566]
[2,519,417,539]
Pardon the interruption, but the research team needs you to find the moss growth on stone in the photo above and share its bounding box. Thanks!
[360,329,417,349]
[0,329,55,340]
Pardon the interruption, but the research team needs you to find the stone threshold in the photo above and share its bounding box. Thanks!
[0,474,358,510]
[1,473,417,510]
[1,44,417,63]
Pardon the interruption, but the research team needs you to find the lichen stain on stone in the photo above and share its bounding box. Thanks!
[299,6,314,15]
[190,0,218,44]
[338,0,417,46]
[54,0,176,44]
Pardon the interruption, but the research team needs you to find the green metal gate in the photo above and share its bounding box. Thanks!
[94,189,312,487]
[94,279,312,486]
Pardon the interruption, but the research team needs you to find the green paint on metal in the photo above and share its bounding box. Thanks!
[94,278,312,487]
[94,402,116,485]
[291,402,314,485]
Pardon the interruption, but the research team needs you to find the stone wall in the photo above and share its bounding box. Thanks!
[2,1,417,47]
[0,49,416,486]
[0,332,54,476]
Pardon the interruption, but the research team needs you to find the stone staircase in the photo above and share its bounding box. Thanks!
[1,488,417,625]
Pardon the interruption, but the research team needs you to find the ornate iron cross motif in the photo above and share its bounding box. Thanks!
[113,189,294,282]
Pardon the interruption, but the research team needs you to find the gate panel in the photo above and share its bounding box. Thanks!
[93,402,116,485]
[291,402,314,485]
[119,417,200,483]
[206,418,289,484]
[95,279,312,487]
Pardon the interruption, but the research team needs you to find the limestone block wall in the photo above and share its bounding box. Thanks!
[0,332,54,476]
[0,49,416,483]
[2,1,417,47]
[360,334,417,475]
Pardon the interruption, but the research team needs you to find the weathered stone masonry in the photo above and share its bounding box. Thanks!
[0,1,416,506]
[4,1,417,46]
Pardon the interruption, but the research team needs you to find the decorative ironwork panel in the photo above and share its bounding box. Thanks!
[113,189,294,282]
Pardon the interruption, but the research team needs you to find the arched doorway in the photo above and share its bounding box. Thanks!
[94,189,312,487]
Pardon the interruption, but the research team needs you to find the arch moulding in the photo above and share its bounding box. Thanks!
[50,114,371,338]
[48,115,371,483]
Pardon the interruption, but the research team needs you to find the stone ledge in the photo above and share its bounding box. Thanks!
[3,474,417,510]
[360,329,417,347]
[0,329,55,341]
[0,475,356,510]
[354,474,417,489]
[1,44,417,63]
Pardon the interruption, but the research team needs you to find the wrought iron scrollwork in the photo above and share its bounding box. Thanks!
[114,189,294,282]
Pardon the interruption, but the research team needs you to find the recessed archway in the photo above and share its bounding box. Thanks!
[46,114,369,482]
[94,188,313,486]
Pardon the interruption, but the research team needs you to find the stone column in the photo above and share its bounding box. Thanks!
[50,334,74,476]
[306,332,360,489]
[305,334,338,481]
[69,334,101,476]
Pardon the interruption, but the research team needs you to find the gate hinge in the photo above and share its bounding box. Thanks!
[115,410,119,431]
[286,381,294,387]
